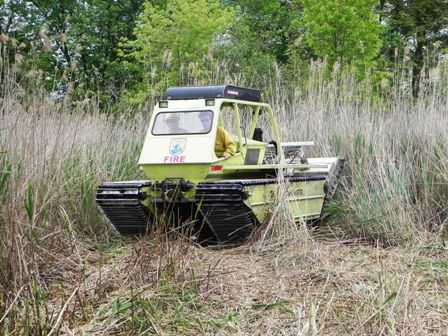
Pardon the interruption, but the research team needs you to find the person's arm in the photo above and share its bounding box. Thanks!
[219,127,236,159]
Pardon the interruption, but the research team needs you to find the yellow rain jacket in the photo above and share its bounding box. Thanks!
[215,127,236,157]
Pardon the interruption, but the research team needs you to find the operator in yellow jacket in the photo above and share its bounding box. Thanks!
[199,113,236,160]
[215,126,236,159]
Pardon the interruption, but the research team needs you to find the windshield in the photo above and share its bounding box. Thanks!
[152,111,213,135]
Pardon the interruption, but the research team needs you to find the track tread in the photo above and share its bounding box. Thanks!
[96,180,152,234]
[196,182,259,244]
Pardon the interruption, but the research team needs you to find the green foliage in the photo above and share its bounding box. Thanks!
[74,0,145,98]
[24,184,34,221]
[2,0,448,101]
[119,0,234,102]
[300,0,382,71]
[0,161,11,200]
[380,0,448,94]
[0,0,145,98]
[224,0,300,63]
[215,0,308,88]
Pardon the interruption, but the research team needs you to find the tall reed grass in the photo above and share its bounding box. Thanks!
[0,71,150,333]
[264,60,448,245]
[0,55,447,334]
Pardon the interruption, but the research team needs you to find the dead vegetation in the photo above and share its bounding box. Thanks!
[1,61,448,334]
[3,235,445,335]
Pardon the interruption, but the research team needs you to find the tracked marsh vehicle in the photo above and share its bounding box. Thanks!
[96,85,344,244]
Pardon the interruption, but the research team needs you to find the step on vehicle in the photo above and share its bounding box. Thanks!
[96,85,344,244]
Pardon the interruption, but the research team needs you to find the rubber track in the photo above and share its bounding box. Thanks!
[96,180,152,234]
[196,182,258,244]
[195,176,328,244]
[96,175,332,240]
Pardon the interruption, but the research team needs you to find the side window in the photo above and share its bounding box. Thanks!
[219,104,254,137]
[255,107,275,142]
[220,105,236,135]
[238,104,253,139]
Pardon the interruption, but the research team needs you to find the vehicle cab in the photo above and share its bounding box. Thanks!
[138,85,282,182]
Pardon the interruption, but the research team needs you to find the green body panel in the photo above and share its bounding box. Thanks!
[242,183,276,223]
[140,163,212,183]
[285,180,326,220]
[136,96,334,226]
[243,179,326,223]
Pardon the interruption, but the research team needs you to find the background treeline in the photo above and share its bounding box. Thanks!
[1,0,448,106]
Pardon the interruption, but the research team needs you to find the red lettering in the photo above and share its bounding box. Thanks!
[163,155,187,163]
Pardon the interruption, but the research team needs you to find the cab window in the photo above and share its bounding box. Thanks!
[152,111,213,135]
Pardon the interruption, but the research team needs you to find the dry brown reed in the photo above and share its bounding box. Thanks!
[0,58,447,334]
[268,60,448,245]
[0,72,150,333]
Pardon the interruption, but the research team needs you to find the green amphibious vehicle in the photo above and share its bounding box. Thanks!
[96,85,344,244]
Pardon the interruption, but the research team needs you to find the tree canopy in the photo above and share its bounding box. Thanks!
[118,0,233,102]
[300,0,382,71]
[1,0,447,102]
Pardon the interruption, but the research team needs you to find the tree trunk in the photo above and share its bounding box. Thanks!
[412,32,424,98]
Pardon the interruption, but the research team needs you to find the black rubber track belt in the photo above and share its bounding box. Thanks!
[195,176,327,244]
[96,175,329,241]
[96,180,152,234]
[195,182,258,244]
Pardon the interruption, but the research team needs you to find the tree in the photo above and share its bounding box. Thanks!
[381,0,448,95]
[0,0,145,99]
[74,0,145,99]
[213,0,303,86]
[119,0,233,101]
[0,1,55,87]
[225,0,300,63]
[299,0,382,71]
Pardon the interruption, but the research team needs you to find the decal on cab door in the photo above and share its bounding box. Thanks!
[164,138,187,163]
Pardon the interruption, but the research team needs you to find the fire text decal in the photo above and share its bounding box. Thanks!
[163,156,186,163]
[164,138,187,163]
